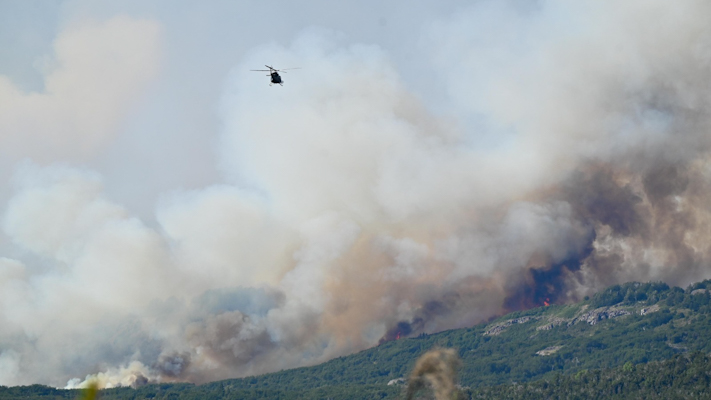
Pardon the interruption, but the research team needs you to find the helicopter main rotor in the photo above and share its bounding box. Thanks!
[249,65,301,86]
[249,65,301,73]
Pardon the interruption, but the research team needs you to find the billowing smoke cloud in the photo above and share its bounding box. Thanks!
[2,0,711,389]
[0,16,162,164]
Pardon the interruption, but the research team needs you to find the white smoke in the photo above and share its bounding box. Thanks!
[0,16,162,164]
[1,0,711,388]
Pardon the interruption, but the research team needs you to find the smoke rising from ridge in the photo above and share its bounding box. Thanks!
[2,0,711,388]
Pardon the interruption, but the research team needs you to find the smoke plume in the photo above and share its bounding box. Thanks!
[2,0,711,389]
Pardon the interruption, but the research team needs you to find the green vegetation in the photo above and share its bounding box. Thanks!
[2,280,711,399]
[468,352,711,399]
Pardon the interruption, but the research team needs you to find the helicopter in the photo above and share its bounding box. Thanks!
[250,65,300,86]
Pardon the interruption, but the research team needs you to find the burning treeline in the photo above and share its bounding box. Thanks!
[382,157,711,343]
[376,0,711,341]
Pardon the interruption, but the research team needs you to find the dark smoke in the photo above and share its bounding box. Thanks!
[564,166,647,238]
[11,1,711,387]
[382,153,711,342]
[184,310,276,382]
[153,353,190,379]
[380,321,416,344]
[130,374,148,388]
[501,155,709,313]
[643,163,689,204]
[503,244,594,311]
[380,295,461,343]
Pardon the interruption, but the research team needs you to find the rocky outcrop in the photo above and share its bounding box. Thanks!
[640,304,660,315]
[484,302,646,337]
[536,317,567,331]
[387,377,406,386]
[569,306,631,326]
[536,345,563,356]
[484,316,540,336]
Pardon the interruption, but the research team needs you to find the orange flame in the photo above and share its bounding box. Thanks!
[543,298,550,306]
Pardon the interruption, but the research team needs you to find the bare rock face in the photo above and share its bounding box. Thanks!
[536,317,567,331]
[484,299,651,339]
[536,345,563,356]
[569,306,631,326]
[484,316,541,336]
[640,304,660,316]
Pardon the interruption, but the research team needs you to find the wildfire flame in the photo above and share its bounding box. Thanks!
[543,299,550,306]
[396,332,401,340]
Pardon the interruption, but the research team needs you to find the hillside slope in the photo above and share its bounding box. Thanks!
[469,352,711,399]
[2,279,711,399]
[194,279,711,391]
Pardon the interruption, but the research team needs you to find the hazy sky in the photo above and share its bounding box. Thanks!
[2,0,711,389]
[0,0,472,215]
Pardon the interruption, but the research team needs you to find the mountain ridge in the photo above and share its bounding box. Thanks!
[3,279,711,399]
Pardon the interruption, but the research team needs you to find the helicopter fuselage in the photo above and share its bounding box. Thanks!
[250,65,295,85]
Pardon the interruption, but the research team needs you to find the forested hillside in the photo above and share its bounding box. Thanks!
[469,352,711,399]
[2,279,711,399]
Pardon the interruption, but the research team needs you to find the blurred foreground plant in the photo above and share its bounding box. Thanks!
[405,348,464,400]
[78,380,99,400]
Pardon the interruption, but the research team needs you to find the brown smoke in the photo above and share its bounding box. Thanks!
[8,0,711,388]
